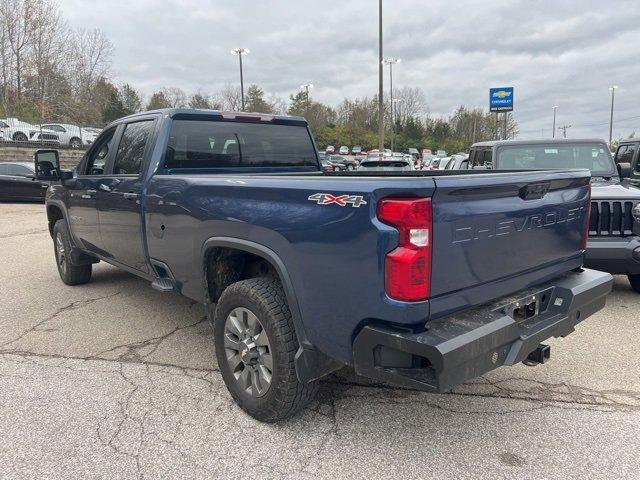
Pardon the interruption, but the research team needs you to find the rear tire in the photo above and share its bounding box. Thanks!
[628,274,640,293]
[214,277,318,422]
[53,220,92,285]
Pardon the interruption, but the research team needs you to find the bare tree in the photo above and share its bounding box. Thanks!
[29,0,68,121]
[393,86,427,126]
[216,83,242,111]
[69,27,113,101]
[161,86,187,108]
[1,0,36,108]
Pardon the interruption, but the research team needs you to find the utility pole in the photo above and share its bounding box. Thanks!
[609,85,618,146]
[231,48,250,111]
[552,105,558,138]
[503,112,507,140]
[300,83,314,117]
[559,124,572,138]
[382,58,400,151]
[378,0,384,155]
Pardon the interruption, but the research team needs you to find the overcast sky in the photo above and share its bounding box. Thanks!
[60,0,639,140]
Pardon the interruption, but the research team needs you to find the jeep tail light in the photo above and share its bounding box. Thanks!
[582,185,591,251]
[377,197,432,301]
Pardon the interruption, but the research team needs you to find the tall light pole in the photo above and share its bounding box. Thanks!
[300,83,314,117]
[231,48,250,111]
[378,0,384,155]
[552,105,558,138]
[609,85,618,146]
[382,58,401,152]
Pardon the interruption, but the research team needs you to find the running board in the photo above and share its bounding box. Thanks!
[151,277,177,293]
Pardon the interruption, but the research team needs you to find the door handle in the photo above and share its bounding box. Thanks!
[81,189,97,199]
[123,192,139,200]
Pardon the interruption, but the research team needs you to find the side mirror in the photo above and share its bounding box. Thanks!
[617,162,631,179]
[34,149,62,181]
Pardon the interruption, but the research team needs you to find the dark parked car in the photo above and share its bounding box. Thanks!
[0,161,51,201]
[469,139,640,292]
[328,155,358,171]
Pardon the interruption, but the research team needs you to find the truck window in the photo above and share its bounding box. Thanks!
[8,164,32,176]
[482,150,493,168]
[113,120,154,175]
[164,119,317,170]
[615,144,636,167]
[85,127,117,175]
[496,142,615,176]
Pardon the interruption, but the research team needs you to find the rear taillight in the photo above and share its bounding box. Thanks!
[581,185,591,251]
[377,197,432,301]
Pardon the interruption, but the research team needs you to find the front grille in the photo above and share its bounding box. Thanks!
[589,200,636,237]
[38,133,58,141]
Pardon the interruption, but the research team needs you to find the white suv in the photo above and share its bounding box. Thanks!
[38,123,97,148]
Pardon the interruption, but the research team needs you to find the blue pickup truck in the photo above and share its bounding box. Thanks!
[35,109,613,422]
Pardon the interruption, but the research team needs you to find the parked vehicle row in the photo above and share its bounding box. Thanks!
[0,118,101,148]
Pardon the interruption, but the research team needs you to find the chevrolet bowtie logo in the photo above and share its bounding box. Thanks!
[492,90,511,99]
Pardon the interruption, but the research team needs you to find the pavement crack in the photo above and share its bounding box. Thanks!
[0,292,122,349]
[88,316,208,362]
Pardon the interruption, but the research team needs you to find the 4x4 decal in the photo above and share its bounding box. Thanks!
[308,193,367,207]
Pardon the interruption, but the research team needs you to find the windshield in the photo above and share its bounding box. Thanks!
[496,142,615,176]
[165,119,318,170]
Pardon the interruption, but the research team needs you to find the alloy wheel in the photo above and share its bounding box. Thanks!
[223,307,273,397]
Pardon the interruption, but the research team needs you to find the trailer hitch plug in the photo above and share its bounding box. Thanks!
[523,344,551,366]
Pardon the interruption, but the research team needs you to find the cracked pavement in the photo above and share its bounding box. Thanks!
[0,203,639,479]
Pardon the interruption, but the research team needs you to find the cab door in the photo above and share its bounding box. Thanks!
[97,117,157,273]
[66,126,120,256]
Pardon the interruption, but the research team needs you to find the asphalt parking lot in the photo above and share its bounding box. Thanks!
[0,203,639,479]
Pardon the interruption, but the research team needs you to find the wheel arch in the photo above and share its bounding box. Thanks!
[46,203,65,237]
[202,237,342,383]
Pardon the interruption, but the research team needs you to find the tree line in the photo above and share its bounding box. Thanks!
[0,0,517,151]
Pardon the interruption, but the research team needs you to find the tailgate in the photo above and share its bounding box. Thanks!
[429,169,590,303]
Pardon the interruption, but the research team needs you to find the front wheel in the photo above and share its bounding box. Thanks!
[628,274,640,293]
[214,278,318,422]
[53,220,92,285]
[69,137,82,149]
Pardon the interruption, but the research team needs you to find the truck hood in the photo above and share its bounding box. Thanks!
[591,179,640,200]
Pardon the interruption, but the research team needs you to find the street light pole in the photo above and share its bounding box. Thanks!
[231,48,250,111]
[300,83,314,117]
[609,85,618,146]
[382,58,400,151]
[552,105,558,138]
[378,0,384,156]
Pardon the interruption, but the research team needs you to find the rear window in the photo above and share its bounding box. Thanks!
[164,120,317,170]
[496,143,615,176]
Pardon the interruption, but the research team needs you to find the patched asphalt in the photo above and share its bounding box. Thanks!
[1,203,638,479]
